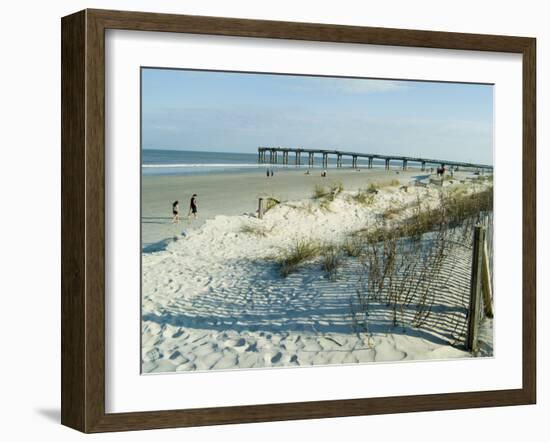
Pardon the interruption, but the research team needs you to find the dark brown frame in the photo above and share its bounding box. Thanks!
[61,9,536,433]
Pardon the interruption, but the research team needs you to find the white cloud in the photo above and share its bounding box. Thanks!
[332,78,407,94]
[285,77,407,95]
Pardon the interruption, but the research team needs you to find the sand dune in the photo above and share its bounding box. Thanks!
[141,172,493,373]
[141,167,420,248]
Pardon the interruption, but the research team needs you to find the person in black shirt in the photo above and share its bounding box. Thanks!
[189,194,198,219]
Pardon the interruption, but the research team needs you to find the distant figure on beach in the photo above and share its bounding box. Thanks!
[322,169,327,177]
[270,169,274,177]
[171,200,180,224]
[305,169,310,175]
[189,194,198,219]
[266,169,270,178]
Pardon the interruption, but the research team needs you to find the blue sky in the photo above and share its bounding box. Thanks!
[142,68,494,164]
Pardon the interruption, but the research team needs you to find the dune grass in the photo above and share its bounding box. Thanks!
[240,223,272,237]
[276,239,345,279]
[331,181,345,196]
[342,237,364,257]
[313,184,329,199]
[355,185,493,244]
[277,239,322,277]
[368,179,400,192]
[381,199,405,220]
[321,246,341,281]
[264,197,281,212]
[313,182,345,211]
[353,188,376,205]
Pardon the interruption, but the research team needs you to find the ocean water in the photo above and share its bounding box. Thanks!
[142,149,387,176]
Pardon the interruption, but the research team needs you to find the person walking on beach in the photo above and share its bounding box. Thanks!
[171,200,180,224]
[189,194,198,219]
[270,168,274,177]
[266,169,270,178]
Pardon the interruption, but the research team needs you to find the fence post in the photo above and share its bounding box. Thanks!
[466,225,485,352]
[481,238,494,318]
[258,198,264,219]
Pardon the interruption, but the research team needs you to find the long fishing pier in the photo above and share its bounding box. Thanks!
[258,147,493,171]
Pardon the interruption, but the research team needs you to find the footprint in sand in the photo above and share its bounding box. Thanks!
[168,351,190,365]
[245,342,258,352]
[195,352,223,371]
[239,352,260,368]
[142,361,158,373]
[172,328,185,338]
[223,337,247,351]
[213,353,238,370]
[176,361,196,371]
[144,348,162,362]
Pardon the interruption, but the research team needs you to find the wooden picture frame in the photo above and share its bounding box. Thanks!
[61,9,536,433]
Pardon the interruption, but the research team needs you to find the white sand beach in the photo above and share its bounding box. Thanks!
[141,168,493,373]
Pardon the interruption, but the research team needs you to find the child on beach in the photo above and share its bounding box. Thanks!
[171,200,180,224]
[189,194,198,219]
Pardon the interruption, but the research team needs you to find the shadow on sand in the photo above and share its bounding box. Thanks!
[142,248,472,349]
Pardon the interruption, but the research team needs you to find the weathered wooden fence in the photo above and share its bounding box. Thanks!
[465,220,494,352]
